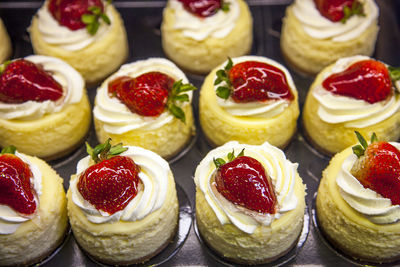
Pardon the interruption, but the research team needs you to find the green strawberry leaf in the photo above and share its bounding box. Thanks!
[340,0,365,24]
[389,66,400,82]
[216,86,230,99]
[370,132,378,144]
[169,104,186,123]
[214,148,245,169]
[352,144,365,158]
[221,2,230,12]
[100,13,111,25]
[82,4,111,35]
[86,138,127,163]
[213,158,226,168]
[81,14,95,24]
[0,60,11,74]
[225,57,233,71]
[1,145,16,155]
[173,94,189,102]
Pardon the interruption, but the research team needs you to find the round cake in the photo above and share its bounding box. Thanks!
[29,0,128,84]
[93,58,195,159]
[0,148,68,266]
[195,141,306,264]
[67,142,179,265]
[316,137,400,262]
[0,55,91,160]
[0,18,12,64]
[281,0,379,75]
[303,55,400,155]
[199,56,299,148]
[161,0,253,74]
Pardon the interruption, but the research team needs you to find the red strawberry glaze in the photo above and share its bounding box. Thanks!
[0,154,36,215]
[352,141,400,205]
[228,61,294,103]
[322,59,392,104]
[48,0,104,30]
[178,0,222,17]
[215,156,277,214]
[314,0,355,22]
[77,155,140,214]
[108,72,174,117]
[0,59,63,104]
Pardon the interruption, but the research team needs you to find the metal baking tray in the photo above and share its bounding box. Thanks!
[1,0,400,266]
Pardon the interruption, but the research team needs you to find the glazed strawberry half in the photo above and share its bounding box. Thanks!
[0,59,63,104]
[214,58,294,103]
[0,146,37,215]
[178,0,229,17]
[314,0,364,23]
[108,71,196,123]
[78,139,140,215]
[213,149,277,214]
[48,0,111,35]
[350,132,400,205]
[323,59,400,104]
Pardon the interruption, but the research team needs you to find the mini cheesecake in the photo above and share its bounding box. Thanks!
[67,142,178,265]
[161,0,253,74]
[199,56,299,148]
[0,148,68,266]
[30,0,128,84]
[195,141,306,264]
[0,55,91,160]
[281,0,379,75]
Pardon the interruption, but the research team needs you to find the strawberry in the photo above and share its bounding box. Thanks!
[178,0,229,17]
[213,150,277,214]
[322,59,397,104]
[108,72,196,123]
[214,58,294,103]
[77,139,140,215]
[0,146,36,215]
[350,132,400,205]
[48,0,111,35]
[313,0,364,23]
[0,59,63,104]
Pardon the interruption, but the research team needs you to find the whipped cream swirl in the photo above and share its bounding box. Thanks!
[292,0,378,42]
[34,0,113,51]
[0,152,42,234]
[70,146,170,224]
[169,0,240,41]
[93,58,192,134]
[194,141,298,234]
[313,56,400,128]
[336,143,400,224]
[0,55,84,121]
[216,56,296,118]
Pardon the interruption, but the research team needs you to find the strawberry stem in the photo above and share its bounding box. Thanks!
[340,0,365,24]
[389,66,400,82]
[81,2,112,35]
[214,58,233,100]
[1,145,16,155]
[213,148,245,168]
[86,139,127,163]
[167,79,197,123]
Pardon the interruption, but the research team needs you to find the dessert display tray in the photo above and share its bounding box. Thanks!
[1,0,400,266]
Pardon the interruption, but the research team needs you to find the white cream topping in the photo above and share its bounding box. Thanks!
[194,141,298,234]
[313,56,400,128]
[292,0,378,42]
[0,152,42,234]
[336,143,400,224]
[169,0,240,41]
[93,58,192,134]
[70,146,170,224]
[0,55,84,121]
[215,56,297,118]
[34,0,113,51]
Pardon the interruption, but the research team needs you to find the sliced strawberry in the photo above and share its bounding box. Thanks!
[178,0,228,17]
[0,147,36,215]
[323,59,392,104]
[351,132,400,205]
[214,155,277,214]
[78,140,139,215]
[108,72,196,122]
[0,59,63,104]
[314,0,364,22]
[215,59,294,103]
